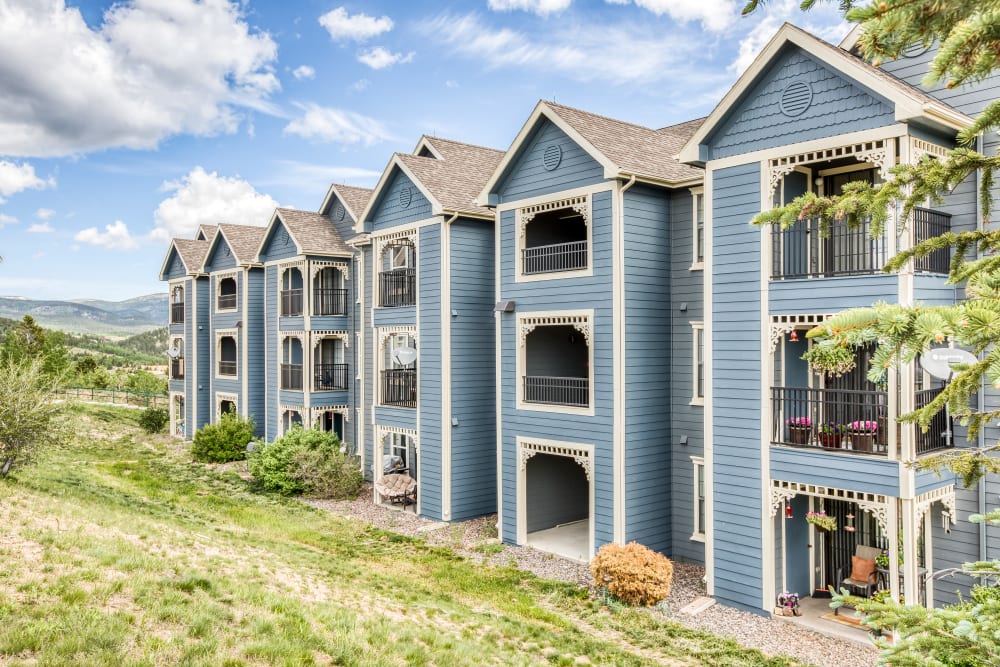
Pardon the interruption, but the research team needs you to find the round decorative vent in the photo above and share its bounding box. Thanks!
[223,246,231,257]
[399,186,412,209]
[542,144,562,171]
[333,202,346,221]
[902,42,930,58]
[779,81,813,117]
[280,231,290,246]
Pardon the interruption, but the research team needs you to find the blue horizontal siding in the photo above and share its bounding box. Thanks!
[769,447,900,496]
[368,170,433,233]
[769,276,899,313]
[374,306,416,327]
[258,220,299,262]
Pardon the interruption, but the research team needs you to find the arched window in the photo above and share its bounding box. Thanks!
[170,285,185,323]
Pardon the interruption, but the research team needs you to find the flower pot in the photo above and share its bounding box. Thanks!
[788,425,810,445]
[818,432,841,449]
[850,432,875,452]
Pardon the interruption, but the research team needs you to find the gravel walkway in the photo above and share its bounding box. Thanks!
[306,486,879,667]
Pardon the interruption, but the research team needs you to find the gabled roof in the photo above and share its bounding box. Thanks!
[318,183,374,222]
[477,100,704,203]
[678,23,972,164]
[158,238,210,280]
[195,224,217,242]
[357,139,504,228]
[202,223,267,269]
[257,208,353,259]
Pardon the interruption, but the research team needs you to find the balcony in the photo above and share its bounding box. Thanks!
[281,363,303,390]
[522,240,587,275]
[771,209,950,280]
[170,303,184,324]
[523,376,589,407]
[280,289,303,317]
[313,288,348,316]
[381,368,416,408]
[771,386,950,455]
[314,363,349,390]
[379,269,416,307]
[217,293,237,310]
[170,359,185,380]
[218,360,237,376]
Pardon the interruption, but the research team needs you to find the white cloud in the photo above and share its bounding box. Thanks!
[318,7,393,42]
[150,167,279,241]
[608,0,737,32]
[357,47,414,70]
[74,220,138,250]
[0,161,54,200]
[292,65,315,80]
[258,160,383,191]
[0,0,279,157]
[351,79,371,92]
[728,0,847,73]
[488,0,572,15]
[445,80,460,88]
[27,222,54,233]
[283,103,391,145]
[34,208,56,220]
[421,14,720,86]
[0,213,18,227]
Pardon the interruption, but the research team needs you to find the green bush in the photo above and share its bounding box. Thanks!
[138,407,169,434]
[191,410,255,463]
[247,426,362,498]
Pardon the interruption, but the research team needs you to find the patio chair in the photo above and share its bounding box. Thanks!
[375,472,417,511]
[834,544,880,613]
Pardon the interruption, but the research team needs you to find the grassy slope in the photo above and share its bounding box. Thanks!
[0,405,803,667]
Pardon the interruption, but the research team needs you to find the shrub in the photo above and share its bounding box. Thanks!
[247,426,362,498]
[138,407,169,434]
[191,410,255,463]
[590,542,674,607]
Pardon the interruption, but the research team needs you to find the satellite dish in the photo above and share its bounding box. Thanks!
[165,347,181,359]
[391,346,417,366]
[920,347,977,381]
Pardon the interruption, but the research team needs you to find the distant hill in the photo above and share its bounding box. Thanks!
[0,293,167,336]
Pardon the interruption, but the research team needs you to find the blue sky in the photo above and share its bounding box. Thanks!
[0,0,846,301]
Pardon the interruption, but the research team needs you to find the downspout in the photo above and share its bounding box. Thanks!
[614,175,636,544]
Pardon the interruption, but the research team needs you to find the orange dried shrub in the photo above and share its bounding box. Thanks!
[590,541,674,606]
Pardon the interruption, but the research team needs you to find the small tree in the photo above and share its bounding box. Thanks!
[138,407,169,434]
[0,356,69,477]
[248,426,361,498]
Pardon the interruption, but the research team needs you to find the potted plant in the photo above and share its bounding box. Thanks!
[774,591,800,616]
[848,420,878,452]
[786,416,811,445]
[805,511,837,532]
[817,422,844,448]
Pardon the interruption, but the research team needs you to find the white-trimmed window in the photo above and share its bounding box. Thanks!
[516,195,592,282]
[216,273,238,311]
[691,456,706,542]
[280,266,304,316]
[217,331,238,378]
[517,311,594,415]
[170,284,185,324]
[690,188,704,270]
[691,322,704,405]
[216,393,238,418]
[168,336,185,380]
[379,329,417,408]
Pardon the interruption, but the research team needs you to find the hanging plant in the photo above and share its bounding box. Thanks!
[805,511,837,532]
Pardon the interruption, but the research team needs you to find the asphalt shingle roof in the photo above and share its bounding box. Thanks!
[275,208,353,257]
[172,239,210,274]
[217,223,267,265]
[329,184,373,222]
[394,140,504,217]
[544,101,705,184]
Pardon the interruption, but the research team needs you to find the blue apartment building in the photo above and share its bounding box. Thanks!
[159,22,999,617]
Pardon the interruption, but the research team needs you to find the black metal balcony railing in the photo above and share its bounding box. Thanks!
[915,387,951,455]
[523,240,588,275]
[912,207,951,274]
[313,288,348,316]
[281,363,303,390]
[218,360,237,376]
[523,376,589,407]
[170,302,185,324]
[382,368,417,407]
[379,269,416,308]
[170,359,185,380]
[771,386,951,455]
[217,293,237,310]
[314,363,349,390]
[280,289,303,317]
[772,216,888,279]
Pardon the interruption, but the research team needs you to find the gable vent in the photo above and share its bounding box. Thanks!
[399,186,412,209]
[542,144,562,171]
[333,202,346,221]
[779,81,813,117]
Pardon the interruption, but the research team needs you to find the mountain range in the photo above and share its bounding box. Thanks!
[0,293,167,336]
